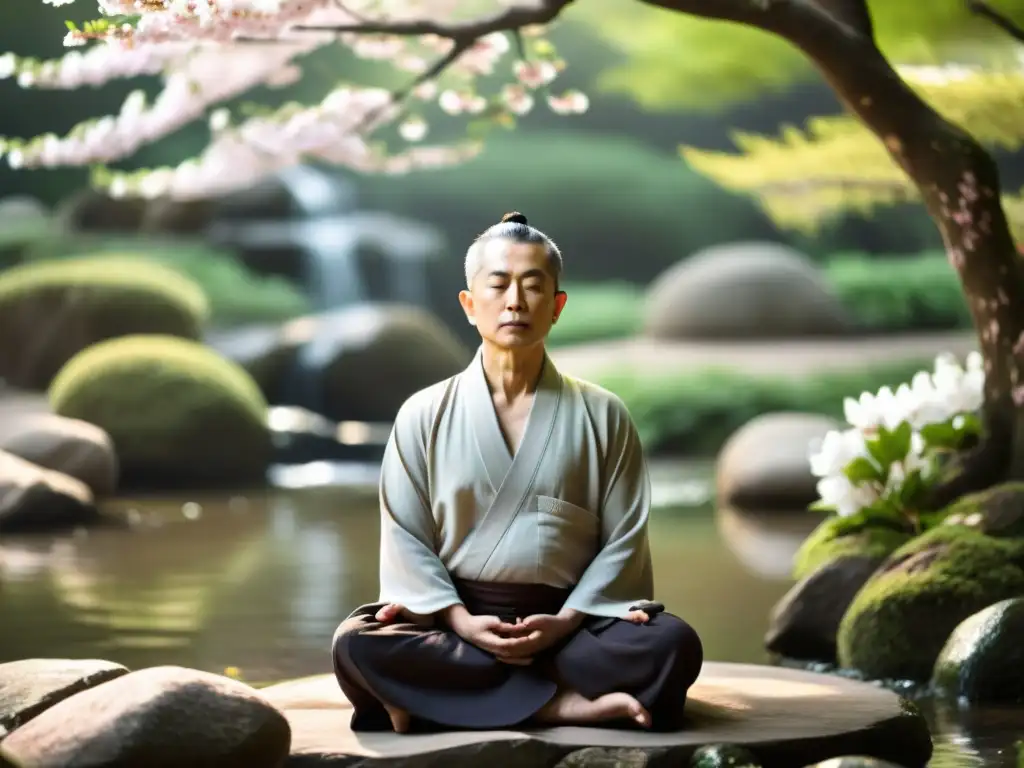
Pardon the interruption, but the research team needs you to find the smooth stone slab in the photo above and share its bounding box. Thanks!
[264,662,932,768]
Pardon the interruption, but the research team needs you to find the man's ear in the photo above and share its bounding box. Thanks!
[458,289,477,326]
[552,290,567,323]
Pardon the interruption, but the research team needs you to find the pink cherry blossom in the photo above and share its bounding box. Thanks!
[5,0,589,198]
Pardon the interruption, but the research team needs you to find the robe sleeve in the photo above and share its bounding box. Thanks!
[561,399,654,619]
[376,393,464,616]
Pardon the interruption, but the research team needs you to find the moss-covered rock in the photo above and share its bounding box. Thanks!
[837,526,1024,682]
[0,256,208,390]
[938,482,1024,538]
[689,743,761,768]
[931,597,1024,703]
[48,335,270,489]
[793,516,913,581]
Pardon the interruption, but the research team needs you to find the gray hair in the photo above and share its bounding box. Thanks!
[464,212,564,289]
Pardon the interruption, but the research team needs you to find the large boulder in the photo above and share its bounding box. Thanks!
[283,303,473,422]
[0,666,290,768]
[716,412,840,509]
[642,242,853,340]
[0,449,99,533]
[0,412,119,497]
[793,516,913,581]
[931,596,1024,704]
[48,335,271,490]
[764,516,913,664]
[0,658,129,736]
[0,256,209,390]
[837,526,1024,681]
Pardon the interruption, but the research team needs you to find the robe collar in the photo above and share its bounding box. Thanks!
[463,344,563,495]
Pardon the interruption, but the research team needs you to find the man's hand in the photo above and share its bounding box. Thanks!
[495,612,580,660]
[443,607,535,662]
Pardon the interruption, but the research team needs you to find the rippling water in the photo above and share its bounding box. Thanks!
[0,460,1020,766]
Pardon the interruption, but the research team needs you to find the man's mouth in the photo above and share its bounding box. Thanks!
[500,320,530,328]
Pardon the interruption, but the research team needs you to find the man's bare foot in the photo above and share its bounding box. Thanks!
[536,689,651,728]
[384,704,411,733]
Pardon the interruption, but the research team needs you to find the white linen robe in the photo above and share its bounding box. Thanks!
[376,345,655,620]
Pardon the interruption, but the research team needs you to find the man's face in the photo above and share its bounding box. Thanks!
[459,240,567,349]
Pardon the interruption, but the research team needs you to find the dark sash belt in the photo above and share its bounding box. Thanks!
[452,578,665,624]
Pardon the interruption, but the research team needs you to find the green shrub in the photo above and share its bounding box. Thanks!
[49,334,271,489]
[0,256,209,389]
[549,281,644,346]
[23,234,312,326]
[592,359,934,456]
[823,251,971,332]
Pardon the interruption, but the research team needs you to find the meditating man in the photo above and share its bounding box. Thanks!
[332,212,704,734]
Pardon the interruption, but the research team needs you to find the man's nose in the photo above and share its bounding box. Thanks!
[505,283,525,310]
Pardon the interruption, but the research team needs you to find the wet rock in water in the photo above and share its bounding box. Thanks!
[0,666,291,768]
[690,743,760,767]
[716,412,840,509]
[0,659,129,737]
[766,554,883,663]
[641,241,853,341]
[0,413,119,498]
[49,335,271,491]
[0,256,208,390]
[283,303,472,422]
[838,526,1024,682]
[931,596,1024,703]
[937,482,1024,538]
[793,516,913,581]
[0,450,98,533]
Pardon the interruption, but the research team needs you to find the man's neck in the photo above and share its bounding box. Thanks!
[480,341,546,403]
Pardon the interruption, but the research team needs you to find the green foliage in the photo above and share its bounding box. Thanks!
[548,281,644,346]
[592,358,933,456]
[355,130,778,284]
[22,235,312,326]
[824,252,970,332]
[49,334,271,488]
[573,0,1024,112]
[679,66,1024,238]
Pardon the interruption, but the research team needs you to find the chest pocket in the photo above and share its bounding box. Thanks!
[535,495,601,586]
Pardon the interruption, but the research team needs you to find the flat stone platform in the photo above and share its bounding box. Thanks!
[263,662,933,768]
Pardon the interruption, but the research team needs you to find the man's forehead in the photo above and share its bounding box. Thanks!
[477,240,549,272]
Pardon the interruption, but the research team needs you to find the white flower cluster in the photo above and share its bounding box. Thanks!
[808,351,985,519]
[3,1,590,198]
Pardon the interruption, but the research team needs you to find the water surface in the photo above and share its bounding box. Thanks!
[0,461,1019,766]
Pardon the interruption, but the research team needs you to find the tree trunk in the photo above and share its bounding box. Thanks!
[641,0,1024,498]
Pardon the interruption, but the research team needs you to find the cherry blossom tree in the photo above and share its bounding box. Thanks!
[4,0,1024,505]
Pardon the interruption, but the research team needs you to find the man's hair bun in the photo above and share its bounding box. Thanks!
[501,211,528,225]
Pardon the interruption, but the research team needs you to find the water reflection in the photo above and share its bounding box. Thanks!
[716,505,821,581]
[0,471,1021,764]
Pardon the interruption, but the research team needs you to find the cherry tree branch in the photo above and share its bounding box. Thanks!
[293,0,575,41]
[965,0,1024,44]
